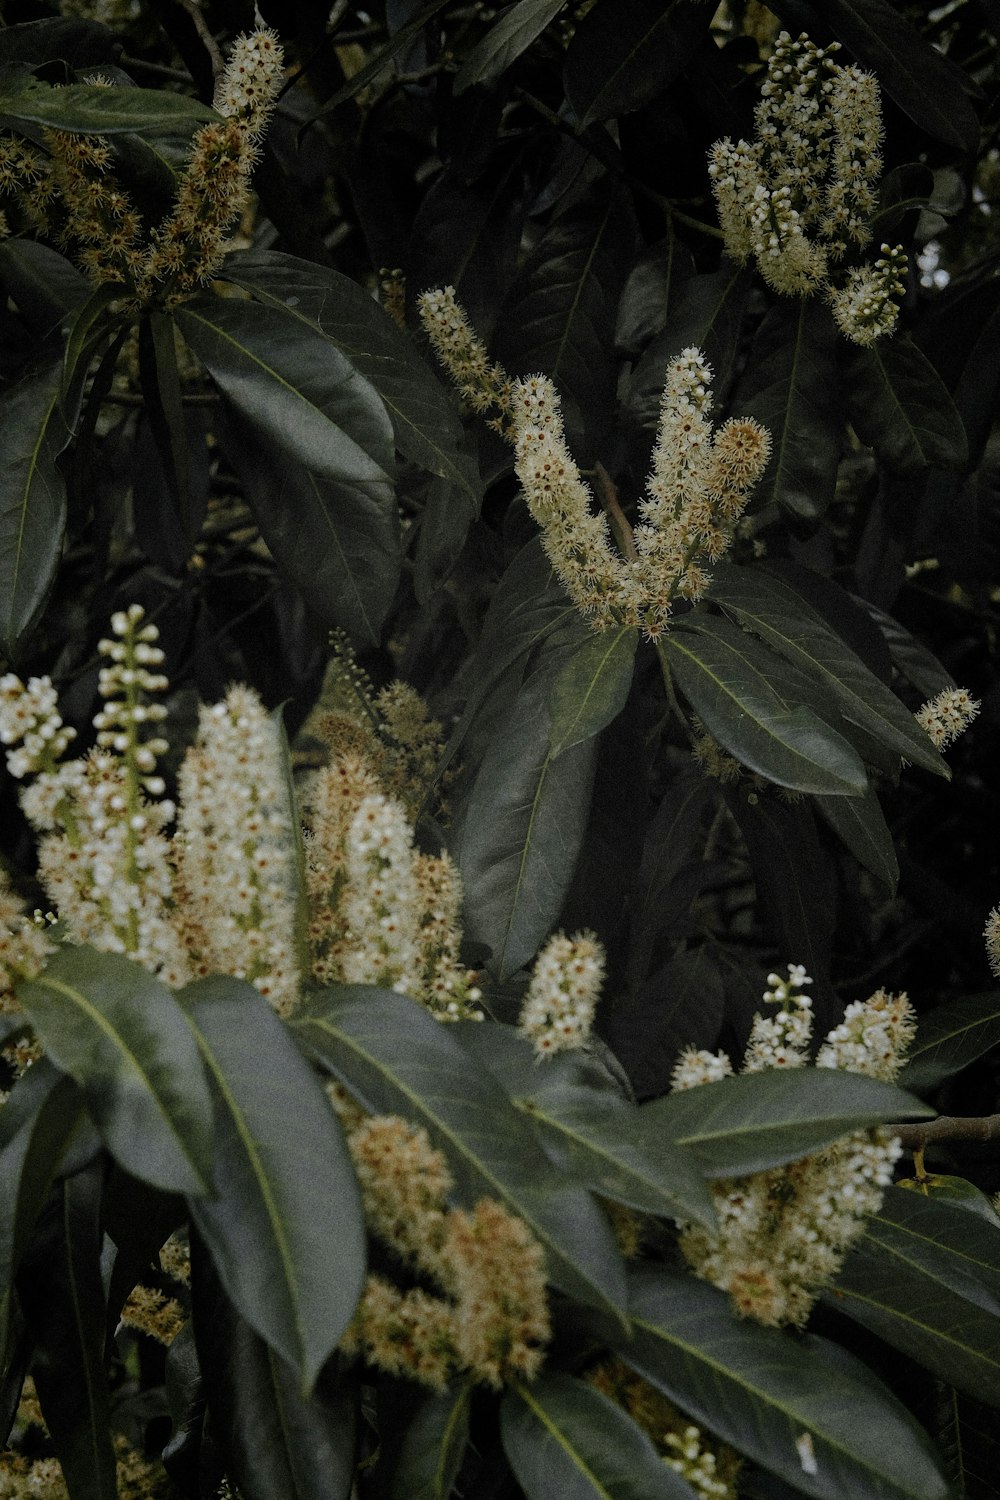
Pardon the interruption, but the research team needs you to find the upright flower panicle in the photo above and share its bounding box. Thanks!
[417,285,513,429]
[519,930,606,1056]
[985,905,1000,981]
[915,686,980,750]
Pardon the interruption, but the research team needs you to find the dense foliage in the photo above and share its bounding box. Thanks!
[2,2,1000,1497]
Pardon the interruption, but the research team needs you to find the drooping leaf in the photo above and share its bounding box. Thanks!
[176,296,399,643]
[827,1186,1000,1404]
[845,335,968,476]
[642,1068,933,1179]
[303,0,455,115]
[501,1372,696,1500]
[735,300,842,522]
[391,1383,472,1500]
[456,1024,716,1229]
[0,1061,87,1296]
[900,994,1000,1092]
[615,229,695,357]
[0,240,89,336]
[708,563,947,777]
[180,976,366,1395]
[859,599,955,700]
[618,1266,951,1500]
[455,0,566,92]
[931,1385,1000,1498]
[191,1244,357,1500]
[457,642,600,979]
[897,1174,1000,1227]
[813,784,899,893]
[563,0,711,128]
[548,627,637,757]
[0,17,117,69]
[0,74,219,132]
[138,310,197,547]
[295,986,628,1321]
[17,1164,117,1500]
[0,360,72,657]
[222,251,480,510]
[659,623,869,796]
[17,946,214,1197]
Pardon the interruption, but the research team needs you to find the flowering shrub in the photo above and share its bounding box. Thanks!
[1,4,999,1500]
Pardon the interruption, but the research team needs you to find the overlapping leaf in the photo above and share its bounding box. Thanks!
[813,785,899,892]
[563,0,711,128]
[618,1267,951,1500]
[391,1385,472,1500]
[17,946,214,1196]
[642,1068,932,1179]
[901,993,1000,1091]
[0,75,217,132]
[548,627,637,756]
[845,335,968,476]
[181,976,366,1393]
[659,622,868,795]
[455,0,566,93]
[295,986,627,1320]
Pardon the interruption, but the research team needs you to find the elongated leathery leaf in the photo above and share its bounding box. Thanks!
[846,334,968,475]
[17,946,214,1196]
[391,1384,472,1500]
[659,623,868,796]
[501,1373,696,1500]
[181,976,366,1394]
[813,784,899,893]
[708,564,947,777]
[0,361,72,657]
[901,993,1000,1091]
[222,251,480,510]
[177,296,399,643]
[295,986,628,1322]
[0,75,218,132]
[564,0,711,129]
[827,1186,1000,1404]
[617,1267,950,1500]
[548,627,637,757]
[0,1062,86,1293]
[455,0,566,93]
[457,1023,715,1230]
[642,1068,932,1179]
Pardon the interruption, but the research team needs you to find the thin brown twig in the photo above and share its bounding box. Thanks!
[102,391,220,406]
[891,1113,1000,1151]
[175,0,225,79]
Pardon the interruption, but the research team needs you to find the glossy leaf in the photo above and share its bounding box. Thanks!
[0,360,71,657]
[0,1062,86,1294]
[222,251,480,510]
[457,1024,716,1229]
[0,240,89,336]
[708,563,947,777]
[659,622,869,796]
[736,300,841,522]
[933,1386,1000,1497]
[845,335,968,476]
[295,986,628,1320]
[827,1186,1000,1404]
[501,1372,696,1500]
[860,599,955,700]
[548,626,637,756]
[458,645,599,978]
[897,1175,1000,1226]
[642,1068,933,1179]
[0,74,218,132]
[455,0,566,92]
[813,784,899,893]
[563,0,711,128]
[900,993,1000,1091]
[177,296,399,643]
[17,1164,117,1500]
[180,976,366,1393]
[304,0,455,115]
[620,1266,951,1500]
[391,1384,472,1500]
[17,946,214,1196]
[192,1245,357,1500]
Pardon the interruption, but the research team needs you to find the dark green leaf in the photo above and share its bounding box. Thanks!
[615,229,695,357]
[548,627,637,756]
[932,1386,1000,1500]
[736,300,841,522]
[222,251,480,510]
[642,1069,933,1179]
[827,1186,1000,1404]
[180,976,366,1394]
[620,1266,951,1500]
[17,946,214,1196]
[859,599,955,700]
[813,785,899,893]
[458,646,599,979]
[901,994,1000,1091]
[0,74,217,132]
[138,310,195,545]
[192,1244,357,1500]
[17,1164,117,1500]
[0,18,116,69]
[0,360,71,657]
[177,296,399,643]
[0,240,89,336]
[896,1175,1000,1227]
[455,0,566,92]
[659,622,868,795]
[295,986,628,1321]
[708,563,947,777]
[564,0,711,129]
[0,1062,86,1293]
[501,1372,696,1499]
[845,335,968,476]
[456,1024,716,1228]
[391,1384,472,1500]
[303,0,455,116]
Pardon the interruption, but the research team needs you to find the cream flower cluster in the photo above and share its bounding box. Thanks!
[341,1113,550,1390]
[914,685,980,750]
[708,31,906,343]
[416,285,514,431]
[671,965,915,1327]
[664,1426,736,1500]
[518,930,606,1056]
[986,906,1000,981]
